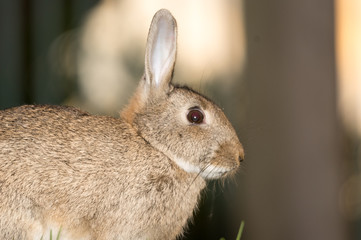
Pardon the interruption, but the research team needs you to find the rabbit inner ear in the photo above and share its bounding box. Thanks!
[145,10,177,91]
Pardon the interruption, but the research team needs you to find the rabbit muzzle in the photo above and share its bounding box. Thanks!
[199,140,243,179]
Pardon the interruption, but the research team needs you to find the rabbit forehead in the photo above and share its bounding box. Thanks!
[169,87,218,111]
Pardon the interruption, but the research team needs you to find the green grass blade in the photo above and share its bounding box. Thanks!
[56,227,62,240]
[236,221,245,240]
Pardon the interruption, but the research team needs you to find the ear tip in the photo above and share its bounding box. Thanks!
[153,9,176,25]
[155,8,173,17]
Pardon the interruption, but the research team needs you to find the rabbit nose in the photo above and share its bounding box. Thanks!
[238,144,245,163]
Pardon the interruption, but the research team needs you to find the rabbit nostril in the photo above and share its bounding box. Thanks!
[239,155,244,163]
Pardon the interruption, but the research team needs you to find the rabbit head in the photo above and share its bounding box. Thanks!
[122,9,244,179]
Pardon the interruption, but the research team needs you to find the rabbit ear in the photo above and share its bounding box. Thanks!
[144,9,177,93]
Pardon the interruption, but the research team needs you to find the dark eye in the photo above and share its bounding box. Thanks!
[187,109,204,124]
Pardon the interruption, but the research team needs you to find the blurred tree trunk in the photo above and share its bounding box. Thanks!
[0,0,98,109]
[244,0,346,240]
[0,1,23,108]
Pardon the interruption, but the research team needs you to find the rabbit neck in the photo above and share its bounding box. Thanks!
[121,83,146,124]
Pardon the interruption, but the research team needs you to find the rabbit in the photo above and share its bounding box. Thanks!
[0,9,244,240]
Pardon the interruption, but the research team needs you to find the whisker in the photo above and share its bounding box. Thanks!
[184,164,211,195]
[217,177,225,191]
[205,164,218,179]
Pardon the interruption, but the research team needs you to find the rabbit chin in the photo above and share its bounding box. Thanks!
[173,156,230,180]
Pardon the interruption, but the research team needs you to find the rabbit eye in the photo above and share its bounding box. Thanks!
[187,109,204,124]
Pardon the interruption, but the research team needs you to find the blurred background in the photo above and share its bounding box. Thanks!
[0,0,360,239]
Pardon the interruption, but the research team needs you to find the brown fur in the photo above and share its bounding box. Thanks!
[0,9,243,240]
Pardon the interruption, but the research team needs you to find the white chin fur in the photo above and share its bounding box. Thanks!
[173,157,229,180]
[200,165,229,179]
